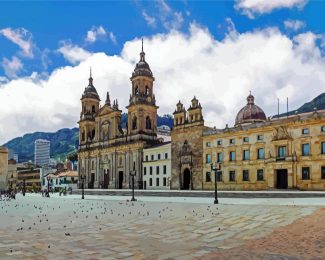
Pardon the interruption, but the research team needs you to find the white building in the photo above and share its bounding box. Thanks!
[34,139,50,166]
[143,142,171,190]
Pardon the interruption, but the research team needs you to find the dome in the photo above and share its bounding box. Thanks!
[235,93,266,126]
[81,73,100,100]
[131,39,153,78]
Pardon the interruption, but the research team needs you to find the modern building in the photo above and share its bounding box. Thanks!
[143,142,171,190]
[17,165,42,192]
[78,42,160,189]
[0,147,8,190]
[171,92,325,190]
[34,139,50,166]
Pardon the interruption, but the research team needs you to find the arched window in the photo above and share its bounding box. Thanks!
[92,105,95,113]
[146,116,152,129]
[91,129,95,140]
[145,86,149,95]
[132,116,137,130]
[81,131,85,141]
[135,86,139,95]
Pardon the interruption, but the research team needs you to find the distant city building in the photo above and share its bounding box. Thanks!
[34,139,50,166]
[0,147,8,190]
[143,142,171,190]
[17,166,42,192]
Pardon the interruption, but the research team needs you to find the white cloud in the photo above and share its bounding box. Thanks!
[1,56,23,78]
[1,23,325,145]
[235,0,308,18]
[0,27,34,58]
[142,10,156,28]
[85,25,117,44]
[284,19,306,31]
[155,0,184,30]
[57,42,92,64]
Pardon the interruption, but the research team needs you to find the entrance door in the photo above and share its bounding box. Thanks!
[183,168,191,190]
[103,171,109,189]
[118,171,123,189]
[144,181,147,190]
[276,169,288,189]
[89,173,95,189]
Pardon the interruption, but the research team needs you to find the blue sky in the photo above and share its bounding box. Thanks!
[1,0,324,78]
[0,0,325,144]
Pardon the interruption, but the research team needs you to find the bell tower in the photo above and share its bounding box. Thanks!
[127,39,158,141]
[79,69,100,145]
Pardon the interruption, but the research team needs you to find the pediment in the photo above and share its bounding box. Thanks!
[272,126,292,141]
[98,105,115,116]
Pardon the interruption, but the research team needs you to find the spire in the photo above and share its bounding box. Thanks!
[140,38,145,62]
[105,91,111,106]
[88,67,93,86]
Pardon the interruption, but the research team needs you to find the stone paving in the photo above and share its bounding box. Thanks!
[0,194,319,259]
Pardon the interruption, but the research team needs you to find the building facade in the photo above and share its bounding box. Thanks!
[143,142,171,190]
[0,147,8,190]
[34,139,50,166]
[78,43,160,189]
[202,94,325,190]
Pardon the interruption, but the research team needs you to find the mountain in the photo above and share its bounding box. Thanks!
[273,92,325,118]
[3,114,173,162]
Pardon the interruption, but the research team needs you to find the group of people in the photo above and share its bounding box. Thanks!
[0,189,16,200]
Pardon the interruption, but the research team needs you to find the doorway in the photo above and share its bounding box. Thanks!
[89,173,95,189]
[183,168,191,190]
[118,171,123,189]
[276,169,288,189]
[103,171,109,189]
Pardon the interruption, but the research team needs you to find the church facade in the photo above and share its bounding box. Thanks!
[78,44,159,189]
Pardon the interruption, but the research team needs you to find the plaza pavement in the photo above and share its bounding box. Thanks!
[0,193,323,259]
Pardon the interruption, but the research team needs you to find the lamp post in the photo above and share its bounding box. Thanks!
[22,179,26,196]
[130,163,136,202]
[211,162,221,204]
[81,173,85,199]
[46,175,51,198]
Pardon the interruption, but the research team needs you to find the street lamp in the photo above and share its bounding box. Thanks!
[211,162,221,204]
[81,170,85,199]
[46,175,51,198]
[130,163,137,202]
[22,179,26,196]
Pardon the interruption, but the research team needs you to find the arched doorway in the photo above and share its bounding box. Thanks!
[89,173,95,189]
[103,170,109,189]
[118,171,123,189]
[183,168,191,190]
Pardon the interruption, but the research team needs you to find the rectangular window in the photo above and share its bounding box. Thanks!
[257,148,264,159]
[321,142,325,154]
[302,167,310,180]
[229,151,236,162]
[150,166,153,175]
[206,142,211,147]
[144,167,146,175]
[149,178,152,186]
[156,166,160,175]
[302,128,309,134]
[217,140,222,146]
[206,154,211,163]
[217,152,223,163]
[321,166,325,179]
[243,150,249,161]
[257,169,264,181]
[163,177,167,186]
[278,146,286,159]
[229,171,236,182]
[217,171,222,182]
[163,165,167,174]
[257,135,264,141]
[302,143,310,156]
[156,178,159,186]
[165,153,168,159]
[206,172,211,182]
[151,155,154,161]
[230,138,235,144]
[321,126,325,132]
[145,155,148,161]
[158,154,161,160]
[243,170,249,181]
[243,137,249,143]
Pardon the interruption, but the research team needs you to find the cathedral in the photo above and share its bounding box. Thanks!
[78,42,159,189]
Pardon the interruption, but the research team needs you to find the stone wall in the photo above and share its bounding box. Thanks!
[0,147,8,190]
